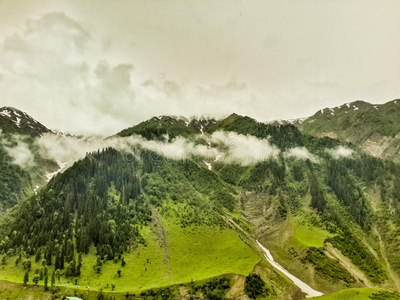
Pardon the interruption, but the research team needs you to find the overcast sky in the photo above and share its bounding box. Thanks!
[0,0,399,136]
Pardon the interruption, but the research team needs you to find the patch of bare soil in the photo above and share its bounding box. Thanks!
[226,274,250,300]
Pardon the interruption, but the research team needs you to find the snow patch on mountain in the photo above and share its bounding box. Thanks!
[0,106,51,136]
[203,160,212,170]
[214,154,222,162]
[33,185,40,194]
[45,161,68,182]
[0,109,12,118]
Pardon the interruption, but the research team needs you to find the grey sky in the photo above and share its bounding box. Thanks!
[0,0,399,135]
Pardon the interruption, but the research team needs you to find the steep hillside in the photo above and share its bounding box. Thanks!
[295,99,400,159]
[1,113,400,299]
[0,146,298,298]
[0,107,57,209]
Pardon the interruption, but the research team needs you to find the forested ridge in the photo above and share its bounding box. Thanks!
[1,112,400,298]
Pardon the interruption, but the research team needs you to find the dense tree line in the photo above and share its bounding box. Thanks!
[117,116,197,141]
[245,274,267,299]
[0,145,234,283]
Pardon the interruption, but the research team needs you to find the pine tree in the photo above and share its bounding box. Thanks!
[54,252,60,270]
[310,172,326,212]
[44,275,48,291]
[27,260,32,271]
[23,271,29,286]
[121,257,126,267]
[55,269,61,283]
[33,274,40,285]
[51,271,55,289]
[35,248,41,262]
[77,253,82,276]
[60,251,65,270]
[46,249,52,266]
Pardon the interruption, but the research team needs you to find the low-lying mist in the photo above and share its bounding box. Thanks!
[2,130,356,173]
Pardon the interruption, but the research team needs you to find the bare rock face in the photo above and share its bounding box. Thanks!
[362,132,400,160]
[315,131,339,140]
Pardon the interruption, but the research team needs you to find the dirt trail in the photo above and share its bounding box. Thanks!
[151,207,171,272]
[226,274,249,300]
[373,226,400,291]
[324,243,372,287]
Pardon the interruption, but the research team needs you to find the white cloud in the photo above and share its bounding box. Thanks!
[36,133,222,166]
[326,146,354,159]
[284,147,320,163]
[1,1,400,136]
[35,130,282,168]
[5,142,35,168]
[0,12,259,136]
[0,131,35,168]
[207,131,280,165]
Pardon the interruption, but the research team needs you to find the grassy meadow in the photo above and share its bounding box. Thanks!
[0,212,261,295]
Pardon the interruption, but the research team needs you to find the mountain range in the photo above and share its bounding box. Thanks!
[0,100,400,300]
[276,99,400,160]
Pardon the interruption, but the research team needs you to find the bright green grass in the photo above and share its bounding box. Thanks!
[292,219,334,248]
[308,288,398,299]
[162,217,261,285]
[0,256,52,284]
[107,185,120,202]
[0,216,260,294]
[0,280,126,300]
[73,225,169,293]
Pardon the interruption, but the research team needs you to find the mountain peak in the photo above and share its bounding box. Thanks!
[0,106,52,136]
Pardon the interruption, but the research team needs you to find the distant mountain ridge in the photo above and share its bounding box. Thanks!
[278,99,400,160]
[117,115,218,140]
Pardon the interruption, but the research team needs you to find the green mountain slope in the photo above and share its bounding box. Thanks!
[117,115,217,140]
[1,112,400,299]
[295,99,400,159]
[0,145,297,298]
[0,107,58,209]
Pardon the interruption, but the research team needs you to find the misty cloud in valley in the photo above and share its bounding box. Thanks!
[2,130,355,175]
